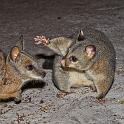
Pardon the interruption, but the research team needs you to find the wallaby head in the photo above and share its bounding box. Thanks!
[61,43,96,71]
[6,36,46,82]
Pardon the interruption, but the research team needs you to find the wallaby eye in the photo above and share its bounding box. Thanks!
[69,56,78,62]
[26,64,34,71]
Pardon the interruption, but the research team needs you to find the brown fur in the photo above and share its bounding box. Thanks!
[0,38,46,103]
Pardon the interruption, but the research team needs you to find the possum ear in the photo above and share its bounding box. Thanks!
[78,30,85,41]
[85,45,96,59]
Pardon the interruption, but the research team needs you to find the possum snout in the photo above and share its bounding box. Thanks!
[60,59,66,67]
[60,58,71,68]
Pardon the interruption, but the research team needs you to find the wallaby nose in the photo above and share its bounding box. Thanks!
[41,71,46,78]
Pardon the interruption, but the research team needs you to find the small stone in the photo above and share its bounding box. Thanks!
[57,17,61,20]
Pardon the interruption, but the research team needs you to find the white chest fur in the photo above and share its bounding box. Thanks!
[69,71,93,87]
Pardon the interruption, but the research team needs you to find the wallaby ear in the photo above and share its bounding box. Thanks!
[16,35,24,50]
[78,30,85,41]
[10,46,20,62]
[85,45,96,59]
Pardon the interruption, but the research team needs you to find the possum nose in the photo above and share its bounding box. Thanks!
[41,71,46,77]
[60,59,66,67]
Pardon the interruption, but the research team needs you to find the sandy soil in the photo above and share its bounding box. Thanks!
[0,0,124,124]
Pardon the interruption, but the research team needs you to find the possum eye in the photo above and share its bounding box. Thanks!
[26,64,34,71]
[69,56,78,62]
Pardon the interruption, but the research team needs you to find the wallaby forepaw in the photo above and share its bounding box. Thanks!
[14,90,22,104]
[14,97,21,104]
[34,36,49,45]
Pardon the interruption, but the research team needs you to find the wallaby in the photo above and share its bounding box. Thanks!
[0,36,46,103]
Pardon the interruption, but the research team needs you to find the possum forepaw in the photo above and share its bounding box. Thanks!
[34,35,49,45]
[56,91,74,98]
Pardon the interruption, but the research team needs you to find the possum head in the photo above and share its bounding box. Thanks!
[61,44,96,71]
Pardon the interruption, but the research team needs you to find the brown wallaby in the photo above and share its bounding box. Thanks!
[0,36,46,103]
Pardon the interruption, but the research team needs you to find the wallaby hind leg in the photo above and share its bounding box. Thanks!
[0,90,22,103]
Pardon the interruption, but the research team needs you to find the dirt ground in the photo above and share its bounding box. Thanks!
[0,0,124,124]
